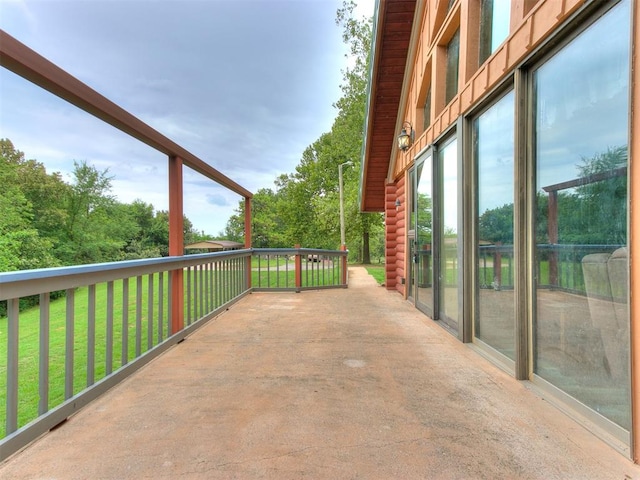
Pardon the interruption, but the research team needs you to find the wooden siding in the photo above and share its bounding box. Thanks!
[384,175,406,294]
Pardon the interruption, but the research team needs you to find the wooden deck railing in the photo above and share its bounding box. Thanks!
[0,248,348,460]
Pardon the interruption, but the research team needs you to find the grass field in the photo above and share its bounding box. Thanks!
[0,275,173,437]
[0,260,347,438]
[364,265,385,285]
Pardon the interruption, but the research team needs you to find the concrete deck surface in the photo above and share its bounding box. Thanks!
[1,267,639,479]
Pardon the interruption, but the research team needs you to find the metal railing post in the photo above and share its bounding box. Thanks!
[341,245,348,286]
[294,245,302,292]
[245,198,252,289]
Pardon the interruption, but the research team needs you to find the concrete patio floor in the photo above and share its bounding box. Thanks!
[1,267,639,479]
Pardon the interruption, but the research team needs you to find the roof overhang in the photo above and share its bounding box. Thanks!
[359,0,418,212]
[184,240,243,250]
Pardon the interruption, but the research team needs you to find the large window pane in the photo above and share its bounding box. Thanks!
[416,155,433,313]
[423,87,432,131]
[533,1,630,430]
[474,91,515,359]
[445,30,460,105]
[439,136,458,330]
[479,0,511,65]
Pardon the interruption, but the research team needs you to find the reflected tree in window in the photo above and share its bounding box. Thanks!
[574,145,627,245]
[478,203,513,245]
[416,192,432,245]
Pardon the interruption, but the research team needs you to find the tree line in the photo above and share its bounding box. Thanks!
[478,145,627,246]
[0,138,208,272]
[223,2,384,263]
[1,1,384,274]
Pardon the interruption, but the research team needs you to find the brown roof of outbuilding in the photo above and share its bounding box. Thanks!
[184,240,244,250]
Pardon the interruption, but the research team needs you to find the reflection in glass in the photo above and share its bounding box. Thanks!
[533,0,630,430]
[445,30,460,105]
[474,91,515,359]
[416,156,433,314]
[423,87,432,131]
[479,0,511,65]
[408,168,417,300]
[439,136,458,330]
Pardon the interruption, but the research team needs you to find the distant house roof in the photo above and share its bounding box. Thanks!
[184,240,244,251]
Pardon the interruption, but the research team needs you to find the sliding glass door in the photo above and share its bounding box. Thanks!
[532,0,630,431]
[414,153,433,315]
[438,135,459,332]
[473,91,515,360]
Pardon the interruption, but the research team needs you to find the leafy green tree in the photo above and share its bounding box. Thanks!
[1,141,68,243]
[114,200,158,259]
[574,145,627,245]
[223,206,245,243]
[145,210,206,256]
[0,140,58,271]
[252,189,287,247]
[56,160,133,264]
[184,215,207,246]
[332,1,382,262]
[479,203,513,245]
[1,139,214,269]
[222,1,382,260]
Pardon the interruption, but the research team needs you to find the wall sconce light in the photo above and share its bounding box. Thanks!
[397,121,414,151]
[395,198,401,210]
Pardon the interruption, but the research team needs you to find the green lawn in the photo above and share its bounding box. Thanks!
[0,275,173,437]
[251,255,290,268]
[0,263,346,437]
[251,265,343,288]
[364,265,385,285]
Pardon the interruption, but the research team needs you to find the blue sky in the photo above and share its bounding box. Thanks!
[0,0,374,236]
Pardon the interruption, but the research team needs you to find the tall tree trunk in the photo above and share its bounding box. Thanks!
[362,230,371,264]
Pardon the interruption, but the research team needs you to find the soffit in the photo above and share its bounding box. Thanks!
[360,0,416,212]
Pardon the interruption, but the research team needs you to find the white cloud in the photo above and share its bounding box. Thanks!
[0,0,373,236]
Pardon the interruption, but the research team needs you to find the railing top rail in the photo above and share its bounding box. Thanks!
[0,249,253,301]
[534,244,625,251]
[477,243,624,251]
[0,248,350,300]
[0,29,252,199]
[254,248,347,255]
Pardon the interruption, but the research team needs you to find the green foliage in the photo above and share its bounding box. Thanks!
[364,265,385,284]
[223,2,383,261]
[0,140,59,271]
[573,146,627,245]
[480,146,627,247]
[0,138,208,271]
[479,203,513,245]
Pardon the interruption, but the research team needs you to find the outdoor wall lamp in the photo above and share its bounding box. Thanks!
[397,121,414,151]
[395,198,401,210]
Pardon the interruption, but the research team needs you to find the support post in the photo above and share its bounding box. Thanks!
[341,244,348,286]
[294,244,302,292]
[547,190,558,287]
[168,155,184,334]
[494,242,502,287]
[244,196,252,289]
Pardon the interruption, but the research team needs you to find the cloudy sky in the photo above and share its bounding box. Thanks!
[0,0,374,236]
